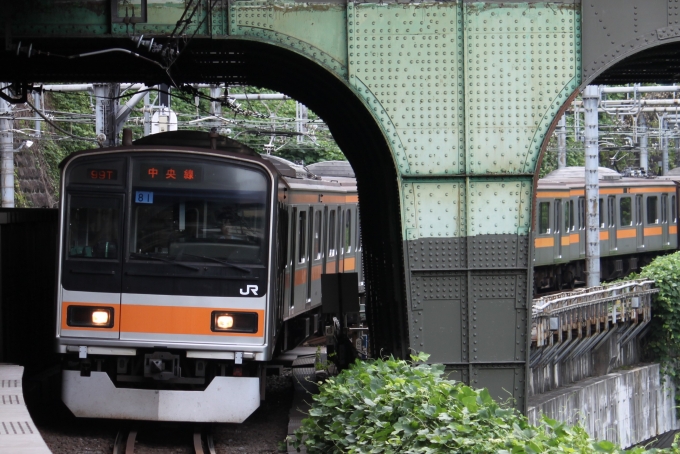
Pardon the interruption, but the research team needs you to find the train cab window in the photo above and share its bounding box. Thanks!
[313,210,322,260]
[647,196,659,224]
[538,202,550,234]
[328,210,336,257]
[345,209,352,253]
[298,211,307,264]
[620,197,632,226]
[67,196,120,260]
[578,197,585,230]
[129,160,269,265]
[661,194,668,224]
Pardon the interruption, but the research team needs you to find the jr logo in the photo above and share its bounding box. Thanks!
[240,285,259,296]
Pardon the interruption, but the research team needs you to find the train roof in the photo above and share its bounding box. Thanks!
[306,161,355,178]
[538,166,676,192]
[542,166,622,181]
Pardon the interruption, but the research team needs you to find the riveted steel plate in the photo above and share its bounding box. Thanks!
[471,365,525,411]
[467,179,532,236]
[409,271,468,362]
[406,237,467,270]
[402,181,465,239]
[582,0,667,82]
[464,2,580,174]
[468,234,529,269]
[230,1,348,78]
[349,2,465,177]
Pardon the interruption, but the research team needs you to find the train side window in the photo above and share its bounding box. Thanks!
[564,200,574,232]
[345,209,352,253]
[578,197,585,230]
[601,198,607,228]
[67,196,120,260]
[600,196,616,227]
[328,210,336,257]
[620,197,632,226]
[661,194,668,224]
[298,210,307,264]
[673,195,677,223]
[538,202,550,234]
[647,196,659,224]
[553,200,561,234]
[313,210,322,260]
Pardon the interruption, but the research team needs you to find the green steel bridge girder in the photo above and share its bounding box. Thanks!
[5,1,582,241]
[3,1,585,409]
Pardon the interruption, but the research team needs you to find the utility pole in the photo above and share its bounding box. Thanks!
[557,114,567,169]
[143,91,151,137]
[583,85,600,287]
[33,90,41,137]
[93,83,120,147]
[661,116,669,176]
[296,101,308,144]
[639,115,648,172]
[210,84,222,117]
[0,83,13,207]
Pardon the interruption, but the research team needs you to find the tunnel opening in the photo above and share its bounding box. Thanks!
[0,37,409,358]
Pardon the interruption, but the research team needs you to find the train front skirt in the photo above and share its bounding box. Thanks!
[62,370,260,422]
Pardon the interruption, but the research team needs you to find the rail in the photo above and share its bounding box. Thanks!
[531,279,656,355]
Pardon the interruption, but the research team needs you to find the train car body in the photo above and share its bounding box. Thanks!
[534,167,678,292]
[55,131,360,422]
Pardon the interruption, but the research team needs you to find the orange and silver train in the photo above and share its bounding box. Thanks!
[534,166,678,292]
[55,131,361,422]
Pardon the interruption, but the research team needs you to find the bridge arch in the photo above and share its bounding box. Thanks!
[0,37,409,358]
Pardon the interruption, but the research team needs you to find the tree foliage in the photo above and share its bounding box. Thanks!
[292,353,673,453]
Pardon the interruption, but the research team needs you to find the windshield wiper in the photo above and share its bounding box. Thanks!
[129,253,200,271]
[177,253,252,273]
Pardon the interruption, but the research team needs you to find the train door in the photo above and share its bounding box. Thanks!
[607,196,617,253]
[553,199,562,260]
[295,208,309,312]
[337,206,344,273]
[578,197,586,258]
[661,194,669,247]
[305,207,314,308]
[288,207,297,315]
[327,209,337,273]
[309,209,323,306]
[636,194,644,250]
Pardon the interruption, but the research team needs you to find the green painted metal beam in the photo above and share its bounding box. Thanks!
[0,0,584,412]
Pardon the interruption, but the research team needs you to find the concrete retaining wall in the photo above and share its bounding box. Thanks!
[527,364,678,448]
[529,327,641,396]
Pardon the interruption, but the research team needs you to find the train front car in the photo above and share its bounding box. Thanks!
[56,134,280,422]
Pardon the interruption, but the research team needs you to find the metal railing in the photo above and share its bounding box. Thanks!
[531,279,656,368]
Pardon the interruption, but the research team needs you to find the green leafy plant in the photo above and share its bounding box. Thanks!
[636,251,680,409]
[292,353,676,453]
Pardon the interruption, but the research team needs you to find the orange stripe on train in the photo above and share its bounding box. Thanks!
[120,306,265,337]
[617,229,636,239]
[644,226,662,236]
[534,237,554,248]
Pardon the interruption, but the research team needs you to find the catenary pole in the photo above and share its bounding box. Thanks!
[584,85,600,287]
[557,114,567,169]
[0,83,13,207]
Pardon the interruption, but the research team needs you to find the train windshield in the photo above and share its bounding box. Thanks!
[129,159,269,265]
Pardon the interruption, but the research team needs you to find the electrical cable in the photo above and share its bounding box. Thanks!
[25,100,102,147]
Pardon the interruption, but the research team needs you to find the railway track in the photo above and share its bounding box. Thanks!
[112,425,216,454]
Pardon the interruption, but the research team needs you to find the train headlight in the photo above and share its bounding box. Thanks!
[91,310,110,326]
[67,306,114,328]
[211,311,258,333]
[216,315,234,329]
